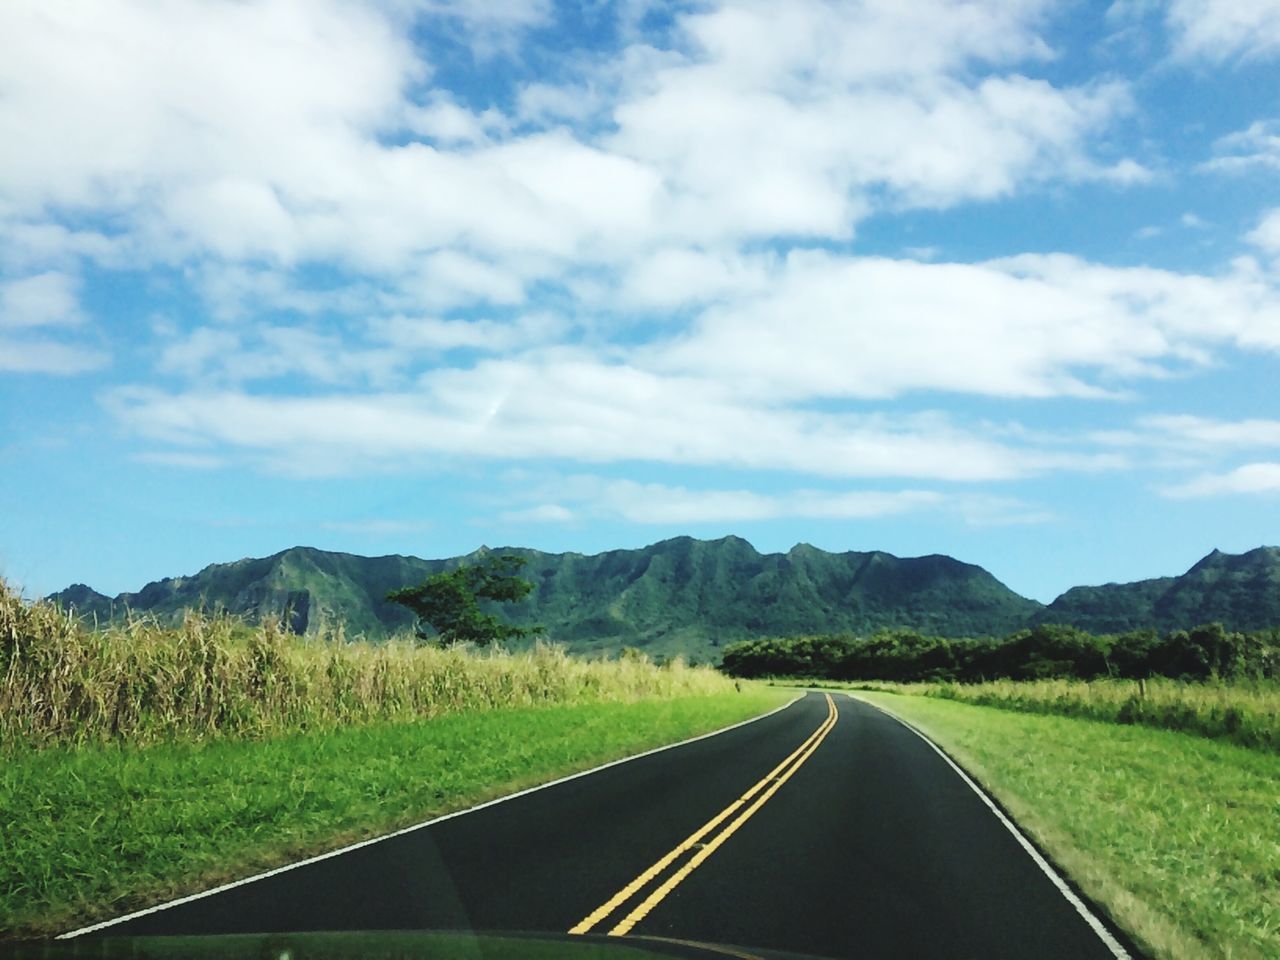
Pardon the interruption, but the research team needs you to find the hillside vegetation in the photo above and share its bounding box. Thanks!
[46,537,1045,660]
[49,540,1280,664]
[1040,546,1280,633]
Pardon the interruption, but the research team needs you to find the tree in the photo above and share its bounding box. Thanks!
[386,554,540,646]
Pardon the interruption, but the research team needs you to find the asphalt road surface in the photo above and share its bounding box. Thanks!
[66,692,1134,959]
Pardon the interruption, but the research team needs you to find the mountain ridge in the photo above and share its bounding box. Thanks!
[47,537,1280,661]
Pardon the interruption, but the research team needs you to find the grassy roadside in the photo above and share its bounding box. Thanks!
[851,691,1279,960]
[772,677,1280,752]
[1,688,791,940]
[1,582,735,748]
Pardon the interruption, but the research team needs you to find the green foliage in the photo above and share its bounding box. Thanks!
[386,554,540,646]
[722,623,1280,685]
[1041,545,1280,633]
[47,540,1280,667]
[48,537,1047,662]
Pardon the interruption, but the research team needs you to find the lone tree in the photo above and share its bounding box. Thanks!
[387,554,540,646]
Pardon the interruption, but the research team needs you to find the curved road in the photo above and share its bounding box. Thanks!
[65,693,1134,959]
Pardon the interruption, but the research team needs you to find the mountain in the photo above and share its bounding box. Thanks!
[48,540,1280,660]
[1040,546,1280,634]
[46,536,1042,661]
[48,547,443,638]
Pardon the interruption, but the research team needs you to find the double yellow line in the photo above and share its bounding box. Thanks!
[569,693,839,937]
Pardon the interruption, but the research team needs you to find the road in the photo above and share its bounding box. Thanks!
[65,692,1133,959]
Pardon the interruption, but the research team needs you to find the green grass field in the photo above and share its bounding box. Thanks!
[785,676,1280,752]
[852,691,1280,960]
[1,688,791,939]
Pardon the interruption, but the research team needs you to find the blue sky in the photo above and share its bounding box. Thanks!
[3,0,1280,604]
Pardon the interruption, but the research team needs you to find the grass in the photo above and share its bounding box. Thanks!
[853,691,1280,960]
[772,676,1280,752]
[926,677,1280,752]
[0,688,791,939]
[0,580,736,748]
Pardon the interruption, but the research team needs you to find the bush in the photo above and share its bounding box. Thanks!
[720,622,1278,685]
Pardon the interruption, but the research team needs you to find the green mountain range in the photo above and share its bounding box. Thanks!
[48,538,1280,661]
[1036,546,1280,634]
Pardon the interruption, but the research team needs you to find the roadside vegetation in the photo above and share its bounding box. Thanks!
[731,624,1280,751]
[722,622,1279,684]
[923,677,1277,752]
[0,581,788,937]
[853,692,1279,960]
[796,677,1280,753]
[1,580,728,748]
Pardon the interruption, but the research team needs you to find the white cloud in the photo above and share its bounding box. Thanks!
[615,247,772,310]
[409,250,531,308]
[501,503,576,524]
[95,237,1280,480]
[191,265,382,323]
[0,272,83,329]
[401,0,554,56]
[649,251,1280,401]
[1202,120,1280,174]
[0,221,121,272]
[0,337,107,374]
[0,0,1142,311]
[157,325,401,386]
[1247,208,1280,255]
[0,1,416,218]
[500,475,1050,527]
[1167,0,1280,62]
[605,2,1139,241]
[1162,462,1280,498]
[401,93,508,145]
[368,313,567,353]
[1140,415,1280,449]
[102,366,1086,482]
[509,476,945,524]
[0,271,105,373]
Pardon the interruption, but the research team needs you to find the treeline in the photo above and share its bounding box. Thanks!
[719,623,1280,682]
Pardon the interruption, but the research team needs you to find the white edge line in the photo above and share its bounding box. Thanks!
[58,693,804,940]
[843,693,1132,960]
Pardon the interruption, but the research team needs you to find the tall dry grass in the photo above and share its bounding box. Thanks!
[0,580,731,750]
[922,677,1280,752]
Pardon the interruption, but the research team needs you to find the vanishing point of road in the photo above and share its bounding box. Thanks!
[63,692,1135,959]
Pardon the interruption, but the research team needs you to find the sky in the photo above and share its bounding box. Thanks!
[2,0,1280,604]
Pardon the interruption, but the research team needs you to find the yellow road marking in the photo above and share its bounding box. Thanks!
[568,695,834,935]
[569,694,838,937]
